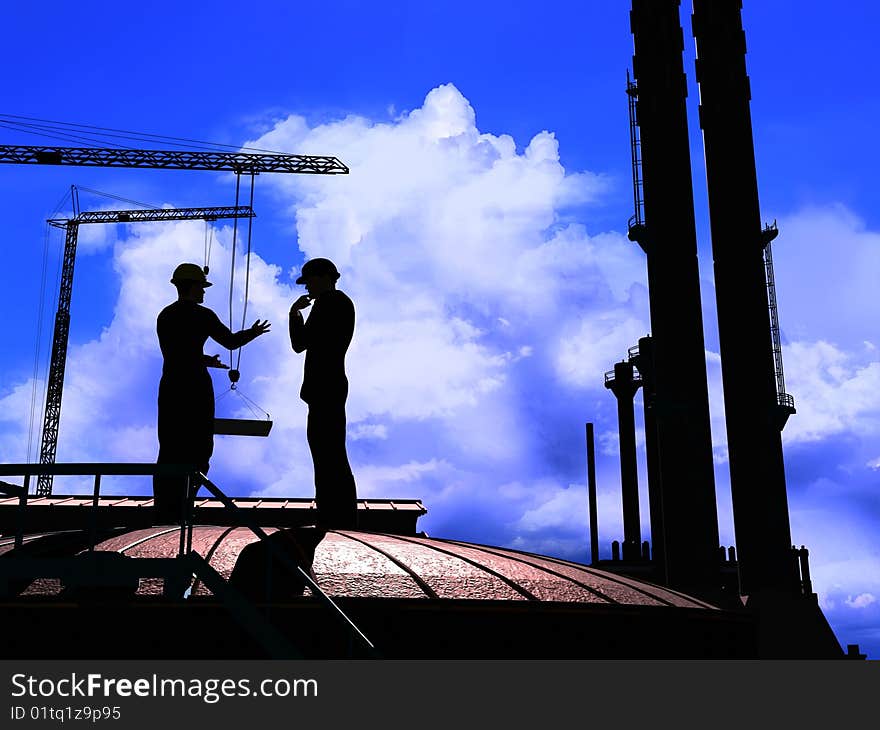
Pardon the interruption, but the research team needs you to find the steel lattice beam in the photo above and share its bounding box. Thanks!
[0,145,349,174]
[37,224,78,496]
[48,205,255,227]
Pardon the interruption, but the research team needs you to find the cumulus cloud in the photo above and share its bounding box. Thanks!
[773,205,880,351]
[782,340,880,443]
[0,84,643,544]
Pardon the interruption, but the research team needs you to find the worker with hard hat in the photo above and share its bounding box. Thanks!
[289,257,358,530]
[154,262,270,523]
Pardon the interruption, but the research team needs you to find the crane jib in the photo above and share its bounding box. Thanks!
[0,145,350,175]
[48,206,256,227]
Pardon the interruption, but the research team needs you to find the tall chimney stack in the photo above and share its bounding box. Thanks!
[604,360,642,561]
[629,0,721,598]
[691,0,799,597]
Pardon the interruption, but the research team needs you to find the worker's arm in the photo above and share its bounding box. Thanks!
[289,295,312,353]
[207,309,270,350]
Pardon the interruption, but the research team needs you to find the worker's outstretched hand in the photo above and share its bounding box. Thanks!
[250,319,271,338]
[204,354,229,369]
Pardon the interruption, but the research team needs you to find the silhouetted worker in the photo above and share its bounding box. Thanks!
[154,263,270,523]
[289,257,358,529]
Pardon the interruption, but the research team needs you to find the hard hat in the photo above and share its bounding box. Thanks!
[296,258,340,284]
[171,263,212,287]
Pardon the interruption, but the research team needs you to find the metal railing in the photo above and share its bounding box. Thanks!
[777,392,795,410]
[0,462,378,658]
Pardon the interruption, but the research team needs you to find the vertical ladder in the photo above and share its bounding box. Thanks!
[627,71,645,233]
[762,222,796,427]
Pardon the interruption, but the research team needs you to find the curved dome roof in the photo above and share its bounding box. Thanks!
[66,526,715,609]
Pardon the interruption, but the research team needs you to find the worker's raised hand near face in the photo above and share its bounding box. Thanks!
[249,319,271,339]
[290,295,312,314]
[204,354,229,369]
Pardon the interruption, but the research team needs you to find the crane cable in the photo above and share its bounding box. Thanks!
[227,175,241,373]
[225,172,257,376]
[237,173,256,373]
[203,220,214,277]
[0,113,291,155]
[73,186,160,211]
[217,172,269,422]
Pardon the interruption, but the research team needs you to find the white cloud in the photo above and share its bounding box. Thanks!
[354,459,450,499]
[781,340,880,443]
[774,205,880,351]
[349,423,388,441]
[510,480,619,534]
[845,593,877,610]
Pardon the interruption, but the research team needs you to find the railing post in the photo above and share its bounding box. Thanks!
[178,473,189,558]
[185,472,195,555]
[88,474,101,551]
[14,474,30,549]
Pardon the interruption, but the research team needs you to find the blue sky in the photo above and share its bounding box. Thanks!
[1,1,878,658]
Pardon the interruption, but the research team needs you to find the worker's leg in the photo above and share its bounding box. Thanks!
[154,378,213,524]
[307,401,358,530]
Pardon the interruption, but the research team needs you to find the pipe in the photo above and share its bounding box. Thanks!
[586,423,600,565]
[605,360,642,560]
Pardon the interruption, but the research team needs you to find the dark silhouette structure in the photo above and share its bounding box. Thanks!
[692,0,798,599]
[289,258,358,530]
[688,0,840,657]
[155,263,269,521]
[604,361,642,561]
[628,336,666,581]
[627,0,722,600]
[582,0,847,657]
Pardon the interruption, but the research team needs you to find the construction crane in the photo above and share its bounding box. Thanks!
[38,203,255,496]
[0,142,350,495]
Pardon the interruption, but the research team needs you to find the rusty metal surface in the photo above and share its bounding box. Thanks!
[442,540,711,608]
[543,553,719,609]
[391,534,610,603]
[337,532,525,600]
[20,578,63,596]
[311,532,428,599]
[91,528,170,553]
[3,527,717,608]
